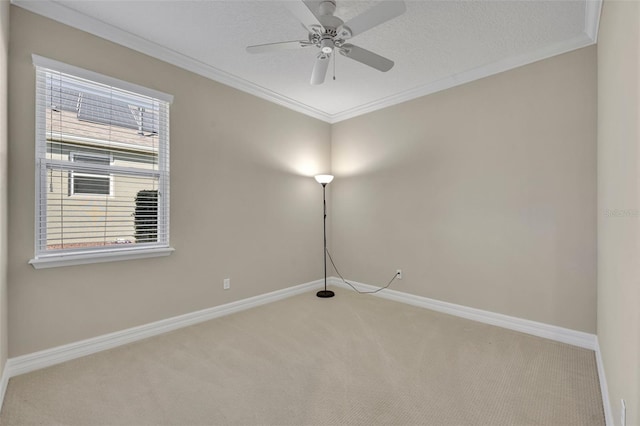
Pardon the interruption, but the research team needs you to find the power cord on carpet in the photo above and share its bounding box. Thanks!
[325,248,400,294]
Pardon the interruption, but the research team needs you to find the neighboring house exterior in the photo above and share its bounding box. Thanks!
[43,81,161,250]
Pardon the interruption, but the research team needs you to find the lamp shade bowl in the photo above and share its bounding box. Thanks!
[314,174,334,185]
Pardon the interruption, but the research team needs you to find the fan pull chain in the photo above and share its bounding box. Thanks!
[333,52,336,81]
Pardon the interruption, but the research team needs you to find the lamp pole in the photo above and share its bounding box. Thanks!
[315,175,334,298]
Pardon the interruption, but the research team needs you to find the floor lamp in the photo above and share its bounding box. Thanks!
[315,174,334,298]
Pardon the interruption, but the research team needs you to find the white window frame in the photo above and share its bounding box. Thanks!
[69,152,114,197]
[29,55,174,269]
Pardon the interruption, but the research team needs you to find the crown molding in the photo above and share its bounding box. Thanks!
[331,0,601,123]
[11,0,333,123]
[330,32,596,123]
[585,0,603,42]
[12,0,601,125]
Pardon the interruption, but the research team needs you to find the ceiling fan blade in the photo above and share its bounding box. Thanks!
[310,54,330,85]
[339,1,406,39]
[246,40,311,54]
[339,44,394,72]
[285,1,324,34]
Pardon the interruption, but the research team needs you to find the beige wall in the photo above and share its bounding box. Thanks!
[0,0,8,375]
[8,7,331,356]
[331,46,597,333]
[597,1,640,425]
[6,1,601,371]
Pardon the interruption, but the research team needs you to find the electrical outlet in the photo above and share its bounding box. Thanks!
[223,278,230,290]
[396,269,402,280]
[621,399,626,426]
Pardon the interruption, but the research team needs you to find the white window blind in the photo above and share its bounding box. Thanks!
[32,56,172,266]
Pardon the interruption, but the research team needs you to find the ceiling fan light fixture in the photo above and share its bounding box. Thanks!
[320,38,334,54]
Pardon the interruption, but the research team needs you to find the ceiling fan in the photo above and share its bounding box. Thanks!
[246,0,406,85]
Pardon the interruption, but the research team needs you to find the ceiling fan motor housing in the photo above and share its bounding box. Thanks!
[316,3,347,53]
[318,1,336,16]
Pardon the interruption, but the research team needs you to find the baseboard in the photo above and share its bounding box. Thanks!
[595,337,614,426]
[0,360,9,413]
[335,277,611,424]
[329,277,597,350]
[5,279,324,378]
[1,276,609,422]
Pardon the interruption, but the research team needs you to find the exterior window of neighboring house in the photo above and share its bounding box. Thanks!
[30,55,174,269]
[69,152,113,196]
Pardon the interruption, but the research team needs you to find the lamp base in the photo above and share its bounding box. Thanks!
[316,290,335,298]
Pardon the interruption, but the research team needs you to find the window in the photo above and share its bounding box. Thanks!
[69,152,113,196]
[30,55,174,269]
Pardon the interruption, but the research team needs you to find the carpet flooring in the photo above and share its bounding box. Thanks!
[0,287,604,425]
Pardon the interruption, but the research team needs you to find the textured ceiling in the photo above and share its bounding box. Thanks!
[13,0,601,122]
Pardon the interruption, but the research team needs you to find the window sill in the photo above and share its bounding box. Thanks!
[29,247,175,269]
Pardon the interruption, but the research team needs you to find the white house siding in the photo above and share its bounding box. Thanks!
[45,108,159,249]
